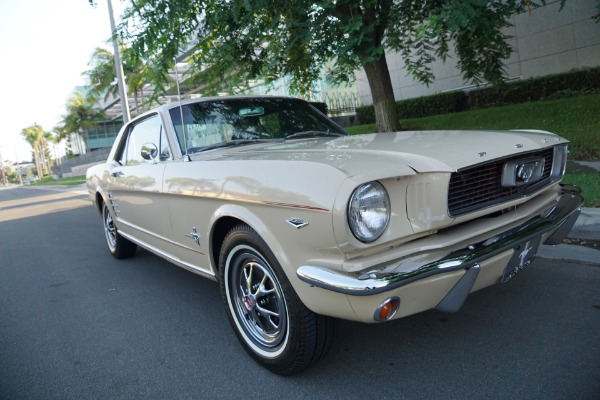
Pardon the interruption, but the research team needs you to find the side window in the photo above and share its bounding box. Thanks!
[122,115,167,165]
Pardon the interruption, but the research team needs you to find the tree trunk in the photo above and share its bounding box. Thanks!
[83,129,90,154]
[33,147,43,180]
[134,91,139,116]
[140,88,145,112]
[362,53,400,132]
[41,138,52,174]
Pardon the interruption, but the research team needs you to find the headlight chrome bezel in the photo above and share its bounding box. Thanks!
[347,181,391,243]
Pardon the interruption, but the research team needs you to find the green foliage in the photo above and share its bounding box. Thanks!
[355,67,600,125]
[356,91,468,124]
[34,175,87,186]
[402,94,600,161]
[563,173,600,207]
[20,125,45,149]
[348,93,600,161]
[397,91,468,119]
[59,92,106,153]
[83,46,169,113]
[84,48,120,101]
[20,124,46,179]
[355,105,376,125]
[468,68,600,108]
[60,92,105,136]
[113,0,568,132]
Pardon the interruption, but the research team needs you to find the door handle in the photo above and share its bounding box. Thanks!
[111,171,124,178]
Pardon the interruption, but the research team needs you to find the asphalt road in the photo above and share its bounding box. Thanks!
[1,185,599,400]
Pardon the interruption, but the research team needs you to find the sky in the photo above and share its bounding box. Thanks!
[0,0,126,163]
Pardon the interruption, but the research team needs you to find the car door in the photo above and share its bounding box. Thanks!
[107,114,173,250]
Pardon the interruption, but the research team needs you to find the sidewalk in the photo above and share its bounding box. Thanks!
[538,160,599,265]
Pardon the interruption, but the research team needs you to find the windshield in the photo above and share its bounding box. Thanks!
[169,98,347,154]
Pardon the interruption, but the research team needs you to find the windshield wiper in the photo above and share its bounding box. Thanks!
[285,130,343,139]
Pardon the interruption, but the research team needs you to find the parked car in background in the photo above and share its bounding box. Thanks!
[87,96,583,375]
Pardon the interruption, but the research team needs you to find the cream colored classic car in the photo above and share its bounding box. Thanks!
[87,96,583,375]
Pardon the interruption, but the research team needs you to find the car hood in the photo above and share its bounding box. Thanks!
[194,130,567,177]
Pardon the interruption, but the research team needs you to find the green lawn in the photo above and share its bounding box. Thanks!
[346,93,600,161]
[33,175,86,186]
[563,173,600,207]
[346,94,600,207]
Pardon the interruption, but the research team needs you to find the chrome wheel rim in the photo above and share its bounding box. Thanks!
[103,204,117,251]
[228,248,288,350]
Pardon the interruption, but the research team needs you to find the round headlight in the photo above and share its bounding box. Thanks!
[347,181,390,243]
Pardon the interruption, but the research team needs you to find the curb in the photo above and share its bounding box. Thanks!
[568,207,600,241]
[537,207,600,265]
[538,243,599,266]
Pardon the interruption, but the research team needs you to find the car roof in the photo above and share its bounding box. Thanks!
[130,95,303,123]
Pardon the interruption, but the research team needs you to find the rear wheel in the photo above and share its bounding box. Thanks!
[102,202,136,259]
[219,224,334,375]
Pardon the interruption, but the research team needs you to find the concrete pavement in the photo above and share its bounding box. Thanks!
[538,207,600,265]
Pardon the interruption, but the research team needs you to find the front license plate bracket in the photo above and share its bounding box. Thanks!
[502,236,541,283]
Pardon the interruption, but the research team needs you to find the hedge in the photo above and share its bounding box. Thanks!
[468,68,600,109]
[397,91,468,119]
[355,67,600,125]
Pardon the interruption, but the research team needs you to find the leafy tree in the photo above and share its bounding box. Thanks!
[91,0,589,132]
[84,46,154,115]
[20,125,45,179]
[61,92,106,153]
[84,47,120,101]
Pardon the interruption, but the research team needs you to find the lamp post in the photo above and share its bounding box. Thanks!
[107,0,130,123]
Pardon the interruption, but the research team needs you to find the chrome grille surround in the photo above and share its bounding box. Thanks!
[448,146,565,217]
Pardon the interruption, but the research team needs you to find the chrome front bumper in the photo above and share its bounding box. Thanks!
[297,189,583,298]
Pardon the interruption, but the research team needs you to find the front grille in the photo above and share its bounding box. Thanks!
[448,148,554,216]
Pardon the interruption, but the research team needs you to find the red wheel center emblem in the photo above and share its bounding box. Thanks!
[244,294,255,311]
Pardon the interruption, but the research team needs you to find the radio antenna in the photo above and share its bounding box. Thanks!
[174,58,190,161]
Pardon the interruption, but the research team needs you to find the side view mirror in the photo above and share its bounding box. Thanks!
[140,143,159,162]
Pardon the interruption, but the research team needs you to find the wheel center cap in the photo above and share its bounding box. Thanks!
[244,294,256,311]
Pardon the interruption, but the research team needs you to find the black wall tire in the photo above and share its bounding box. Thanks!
[219,224,334,375]
[102,202,137,259]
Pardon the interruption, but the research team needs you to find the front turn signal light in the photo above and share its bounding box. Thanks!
[374,297,400,321]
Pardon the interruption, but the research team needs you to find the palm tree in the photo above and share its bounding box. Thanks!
[122,49,148,114]
[37,131,54,175]
[84,47,120,102]
[20,125,45,180]
[84,47,144,114]
[84,46,172,115]
[61,92,106,154]
[48,129,65,176]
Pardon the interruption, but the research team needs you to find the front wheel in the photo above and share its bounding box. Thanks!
[219,224,334,375]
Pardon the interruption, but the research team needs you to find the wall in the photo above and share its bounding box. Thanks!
[355,0,600,105]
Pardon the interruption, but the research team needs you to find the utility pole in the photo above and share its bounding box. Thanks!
[107,0,131,123]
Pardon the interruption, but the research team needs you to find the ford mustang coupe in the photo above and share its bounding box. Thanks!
[87,96,582,375]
